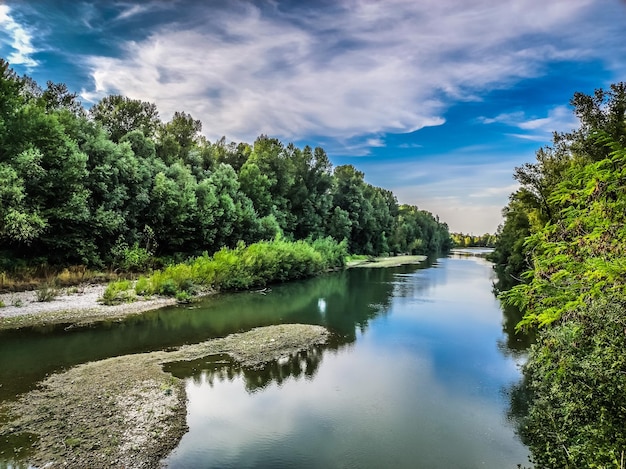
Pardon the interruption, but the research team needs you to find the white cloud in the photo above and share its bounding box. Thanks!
[113,1,178,21]
[469,183,520,198]
[79,0,606,143]
[365,137,386,148]
[481,105,579,141]
[0,4,37,68]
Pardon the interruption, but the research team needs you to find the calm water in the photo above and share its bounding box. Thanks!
[0,252,531,468]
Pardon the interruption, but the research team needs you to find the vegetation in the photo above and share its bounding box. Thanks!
[100,279,135,305]
[490,82,626,466]
[134,237,347,299]
[0,58,451,280]
[450,232,496,248]
[34,283,59,302]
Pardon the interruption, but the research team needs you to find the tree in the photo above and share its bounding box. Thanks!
[90,95,160,142]
[156,111,202,163]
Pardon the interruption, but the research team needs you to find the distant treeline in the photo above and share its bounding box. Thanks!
[490,82,626,467]
[0,58,451,271]
[450,232,496,248]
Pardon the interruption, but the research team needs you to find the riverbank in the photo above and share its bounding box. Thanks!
[0,284,177,331]
[0,324,329,468]
[0,255,427,331]
[346,255,426,268]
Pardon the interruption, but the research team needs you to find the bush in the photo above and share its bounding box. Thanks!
[141,238,347,300]
[159,279,178,297]
[111,241,153,272]
[134,276,153,296]
[100,280,135,305]
[519,296,626,468]
[36,283,59,302]
[175,290,193,304]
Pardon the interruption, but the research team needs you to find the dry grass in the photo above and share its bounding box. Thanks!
[0,266,122,293]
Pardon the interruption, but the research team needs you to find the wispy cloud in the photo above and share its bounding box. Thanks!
[469,183,520,198]
[75,0,611,144]
[113,1,177,21]
[0,4,38,68]
[115,4,150,21]
[480,105,579,141]
[365,137,386,148]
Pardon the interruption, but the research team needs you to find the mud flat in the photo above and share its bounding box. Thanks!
[0,324,329,468]
[347,254,426,268]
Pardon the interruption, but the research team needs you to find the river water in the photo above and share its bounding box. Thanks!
[0,251,531,468]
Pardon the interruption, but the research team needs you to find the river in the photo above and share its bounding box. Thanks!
[0,251,531,468]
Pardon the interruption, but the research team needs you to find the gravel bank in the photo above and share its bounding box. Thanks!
[0,284,177,330]
[0,324,330,468]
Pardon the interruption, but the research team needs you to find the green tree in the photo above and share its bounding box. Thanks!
[156,111,202,163]
[90,95,160,142]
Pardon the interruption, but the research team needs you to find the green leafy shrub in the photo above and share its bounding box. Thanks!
[159,279,178,297]
[111,240,154,272]
[100,280,135,305]
[175,290,193,304]
[141,237,347,299]
[134,276,153,296]
[519,297,626,468]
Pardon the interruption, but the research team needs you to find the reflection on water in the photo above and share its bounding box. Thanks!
[163,254,531,468]
[164,345,330,394]
[0,253,532,468]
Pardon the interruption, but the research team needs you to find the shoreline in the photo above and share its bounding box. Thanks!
[0,255,427,332]
[0,284,178,331]
[0,324,329,468]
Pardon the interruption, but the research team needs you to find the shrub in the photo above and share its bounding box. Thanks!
[159,279,178,297]
[36,283,59,302]
[134,276,153,296]
[175,290,193,304]
[111,240,153,272]
[520,296,626,468]
[141,238,347,301]
[100,280,135,305]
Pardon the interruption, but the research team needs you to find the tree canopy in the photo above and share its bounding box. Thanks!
[490,82,626,467]
[0,58,451,271]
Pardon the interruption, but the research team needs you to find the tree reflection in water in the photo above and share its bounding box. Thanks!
[164,343,341,393]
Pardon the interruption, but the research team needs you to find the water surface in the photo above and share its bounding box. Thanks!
[164,254,530,468]
[0,253,530,467]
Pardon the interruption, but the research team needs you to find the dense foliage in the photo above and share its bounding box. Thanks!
[450,232,496,248]
[519,298,626,468]
[491,82,626,466]
[0,58,451,272]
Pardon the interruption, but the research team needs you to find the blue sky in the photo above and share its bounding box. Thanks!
[1,0,625,233]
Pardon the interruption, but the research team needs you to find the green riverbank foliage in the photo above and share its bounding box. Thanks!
[136,237,347,298]
[491,83,626,466]
[0,58,451,277]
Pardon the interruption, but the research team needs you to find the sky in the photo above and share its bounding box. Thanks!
[1,0,625,234]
